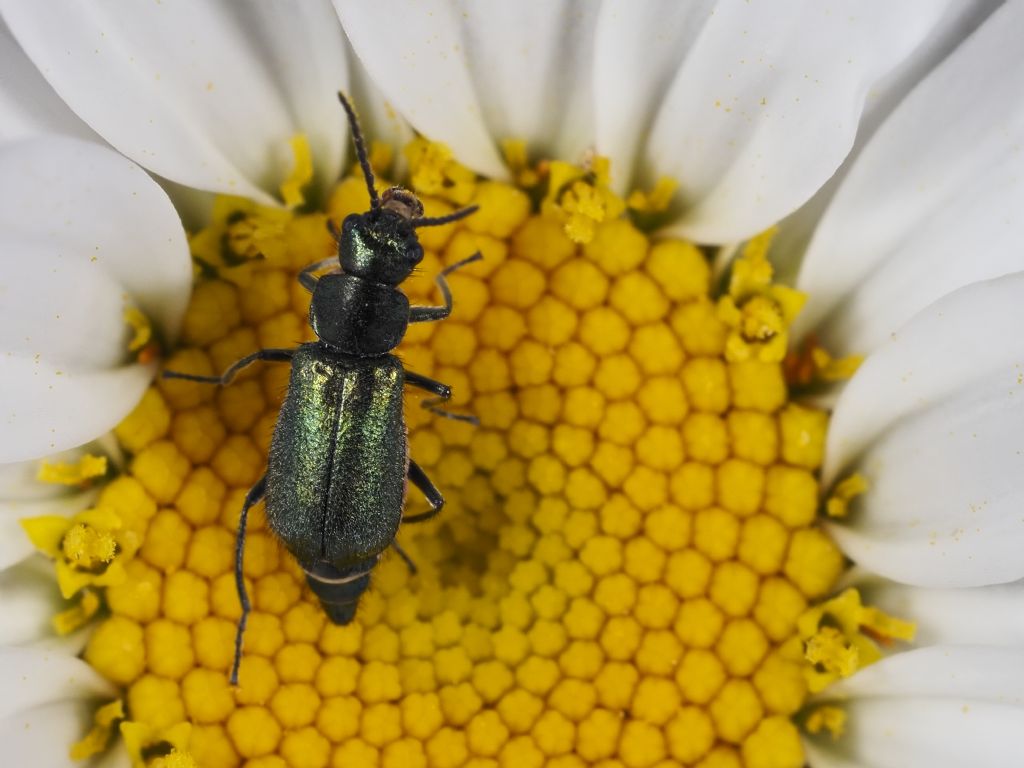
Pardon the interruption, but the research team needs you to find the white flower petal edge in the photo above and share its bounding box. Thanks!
[805,646,1024,768]
[857,575,1024,648]
[0,648,116,768]
[0,440,117,569]
[824,273,1024,588]
[337,0,601,180]
[0,136,190,464]
[0,647,111,719]
[0,21,97,143]
[796,1,1024,355]
[0,0,350,204]
[642,0,953,244]
[771,0,1002,283]
[0,701,99,768]
[0,555,89,654]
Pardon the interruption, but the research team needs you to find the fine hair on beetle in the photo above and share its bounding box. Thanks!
[164,92,481,684]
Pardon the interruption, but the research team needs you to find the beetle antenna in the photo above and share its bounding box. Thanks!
[337,91,380,210]
[413,205,479,228]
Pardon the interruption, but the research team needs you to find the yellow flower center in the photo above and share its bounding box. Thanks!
[49,139,904,768]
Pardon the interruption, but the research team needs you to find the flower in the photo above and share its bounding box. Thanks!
[2,2,1023,768]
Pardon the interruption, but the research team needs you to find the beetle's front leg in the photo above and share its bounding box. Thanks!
[404,370,478,424]
[408,251,483,323]
[163,348,294,386]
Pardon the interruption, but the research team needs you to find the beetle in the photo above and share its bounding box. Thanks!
[164,93,480,684]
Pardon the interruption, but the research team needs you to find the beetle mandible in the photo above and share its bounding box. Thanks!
[165,93,480,684]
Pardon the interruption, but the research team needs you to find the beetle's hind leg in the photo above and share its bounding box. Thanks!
[391,540,417,575]
[163,348,294,386]
[408,251,483,323]
[404,370,478,425]
[230,474,266,686]
[403,460,444,524]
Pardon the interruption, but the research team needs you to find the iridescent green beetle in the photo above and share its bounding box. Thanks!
[165,94,479,683]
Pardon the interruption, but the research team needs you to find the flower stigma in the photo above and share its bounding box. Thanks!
[32,132,913,768]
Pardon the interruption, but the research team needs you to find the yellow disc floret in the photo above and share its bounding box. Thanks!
[62,138,866,767]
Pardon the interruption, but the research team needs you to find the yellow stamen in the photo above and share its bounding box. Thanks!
[500,138,541,188]
[36,454,108,486]
[805,705,846,739]
[826,473,869,519]
[70,699,125,760]
[279,134,313,208]
[627,176,678,214]
[404,137,477,205]
[53,587,102,635]
[23,507,130,599]
[798,588,915,692]
[541,157,625,244]
[719,229,807,364]
[124,306,153,354]
[61,522,118,568]
[785,334,863,386]
[120,721,194,768]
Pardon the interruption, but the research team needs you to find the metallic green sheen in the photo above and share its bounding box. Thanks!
[264,343,407,570]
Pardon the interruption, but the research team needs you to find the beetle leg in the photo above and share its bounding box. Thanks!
[408,251,483,323]
[297,256,338,293]
[402,460,445,524]
[391,540,417,575]
[404,370,479,425]
[230,474,266,686]
[163,348,294,386]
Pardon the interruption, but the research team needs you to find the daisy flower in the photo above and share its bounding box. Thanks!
[1,2,1022,767]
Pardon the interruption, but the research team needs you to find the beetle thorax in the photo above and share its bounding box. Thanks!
[308,272,410,357]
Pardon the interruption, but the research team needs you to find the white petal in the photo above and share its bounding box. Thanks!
[0,136,190,463]
[858,576,1024,648]
[826,275,1024,587]
[806,701,1024,768]
[344,41,415,174]
[97,745,132,768]
[797,1,1024,354]
[338,0,600,178]
[772,0,1002,283]
[806,646,1024,768]
[645,0,953,244]
[0,647,111,720]
[592,0,716,193]
[0,700,94,768]
[0,555,62,646]
[0,21,97,143]
[0,0,350,203]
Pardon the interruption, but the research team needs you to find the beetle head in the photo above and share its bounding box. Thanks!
[338,187,424,285]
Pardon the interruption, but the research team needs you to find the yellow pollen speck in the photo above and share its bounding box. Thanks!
[64,137,853,768]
